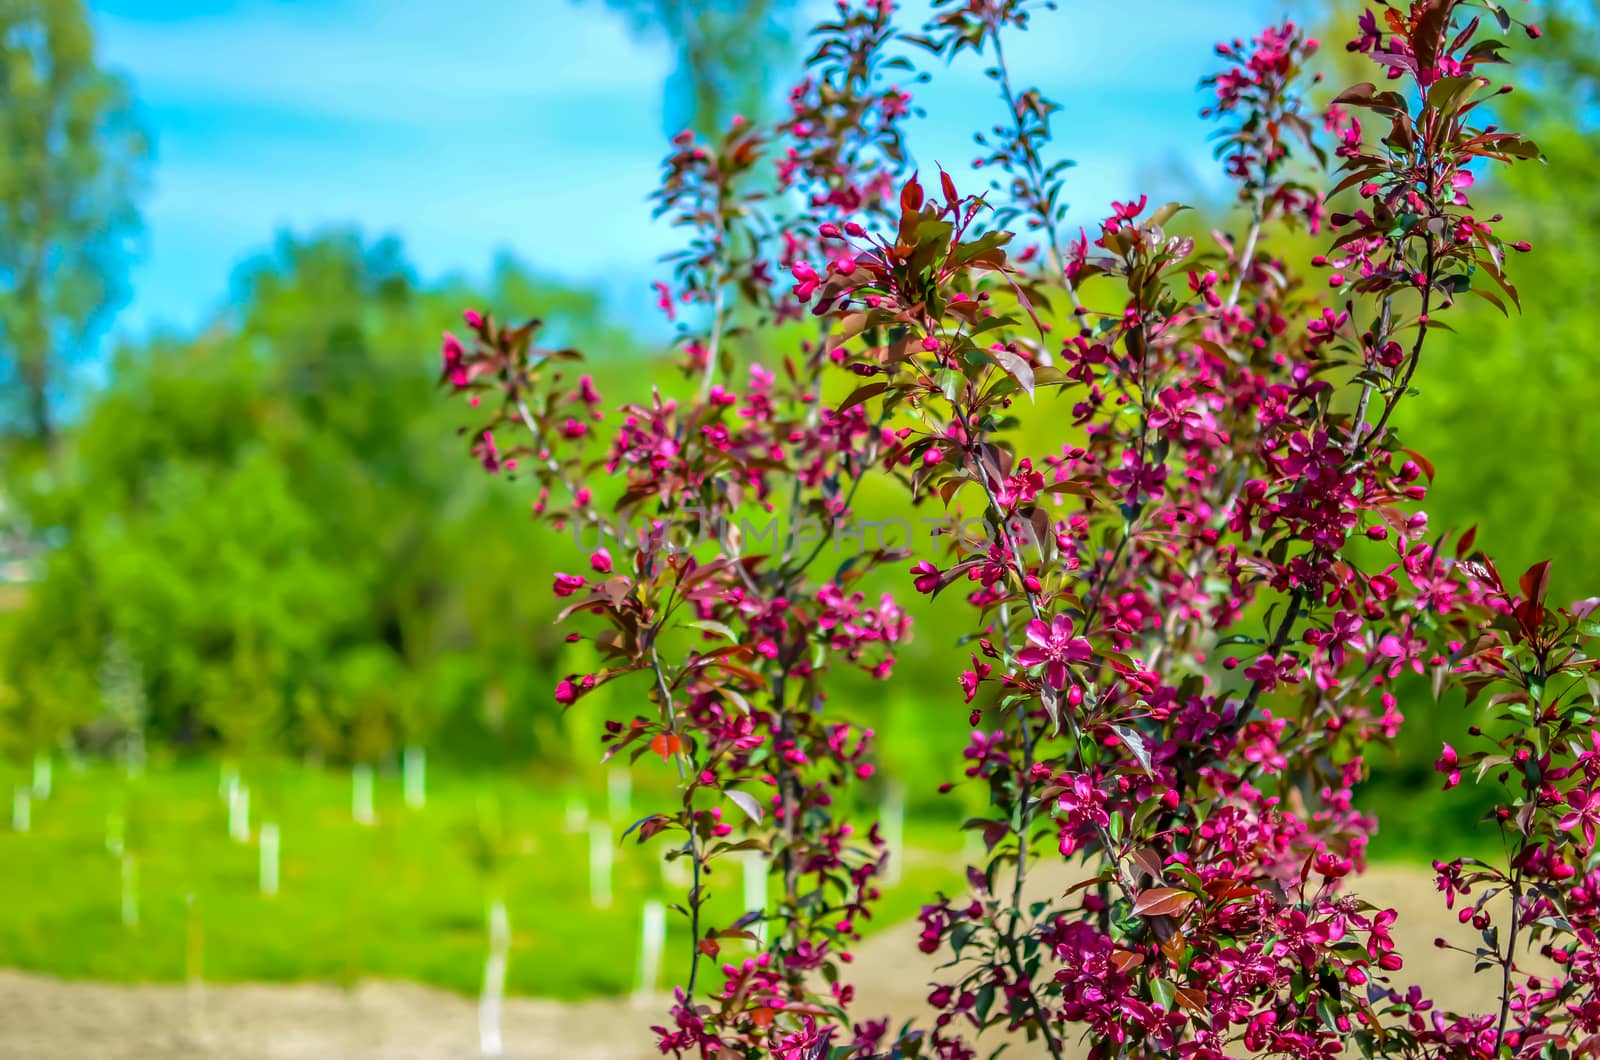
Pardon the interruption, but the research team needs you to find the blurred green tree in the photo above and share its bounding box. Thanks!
[3,230,652,769]
[0,0,148,446]
[587,0,800,133]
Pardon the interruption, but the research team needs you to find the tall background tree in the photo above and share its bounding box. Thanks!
[3,229,657,770]
[0,0,148,447]
[587,0,801,133]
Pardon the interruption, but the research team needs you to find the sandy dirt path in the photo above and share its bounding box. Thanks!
[0,864,1521,1059]
[0,972,665,1060]
[846,863,1517,1060]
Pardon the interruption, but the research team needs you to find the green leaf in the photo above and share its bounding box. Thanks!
[1150,201,1191,228]
[684,619,737,641]
[726,789,764,825]
[974,982,996,1022]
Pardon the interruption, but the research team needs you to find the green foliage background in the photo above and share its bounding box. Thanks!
[0,0,1597,860]
[2,233,663,771]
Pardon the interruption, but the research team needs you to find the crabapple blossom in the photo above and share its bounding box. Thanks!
[437,1,1589,1057]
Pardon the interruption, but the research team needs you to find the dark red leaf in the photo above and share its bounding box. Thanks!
[900,175,924,214]
[1132,887,1197,918]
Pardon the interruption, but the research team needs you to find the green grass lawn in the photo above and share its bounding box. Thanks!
[0,756,961,1000]
[0,754,1465,1003]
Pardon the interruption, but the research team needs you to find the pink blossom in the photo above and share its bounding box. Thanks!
[1435,744,1461,790]
[910,561,941,595]
[1560,788,1600,850]
[1017,615,1092,690]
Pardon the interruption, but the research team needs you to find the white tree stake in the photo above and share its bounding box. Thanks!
[352,764,376,826]
[31,752,51,800]
[588,822,613,908]
[563,789,589,834]
[402,746,426,809]
[607,767,632,824]
[635,899,667,1002]
[12,787,29,833]
[742,852,767,948]
[228,783,250,843]
[125,732,145,779]
[881,782,906,886]
[479,897,510,1058]
[260,823,280,896]
[120,853,139,927]
[219,761,238,800]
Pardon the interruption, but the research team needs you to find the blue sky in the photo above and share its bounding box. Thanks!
[88,0,1281,345]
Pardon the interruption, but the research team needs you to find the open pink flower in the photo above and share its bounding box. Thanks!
[1435,743,1461,790]
[960,655,992,704]
[994,457,1044,510]
[1055,772,1109,856]
[1017,615,1092,689]
[1559,788,1600,850]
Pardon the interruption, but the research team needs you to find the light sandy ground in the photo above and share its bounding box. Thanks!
[0,865,1523,1059]
[0,971,669,1060]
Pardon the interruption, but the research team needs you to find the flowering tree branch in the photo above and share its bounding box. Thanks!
[436,2,1589,1057]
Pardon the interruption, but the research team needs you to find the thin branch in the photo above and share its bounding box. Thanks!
[647,640,705,1000]
[988,26,1084,319]
[699,283,727,399]
[1225,192,1267,310]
